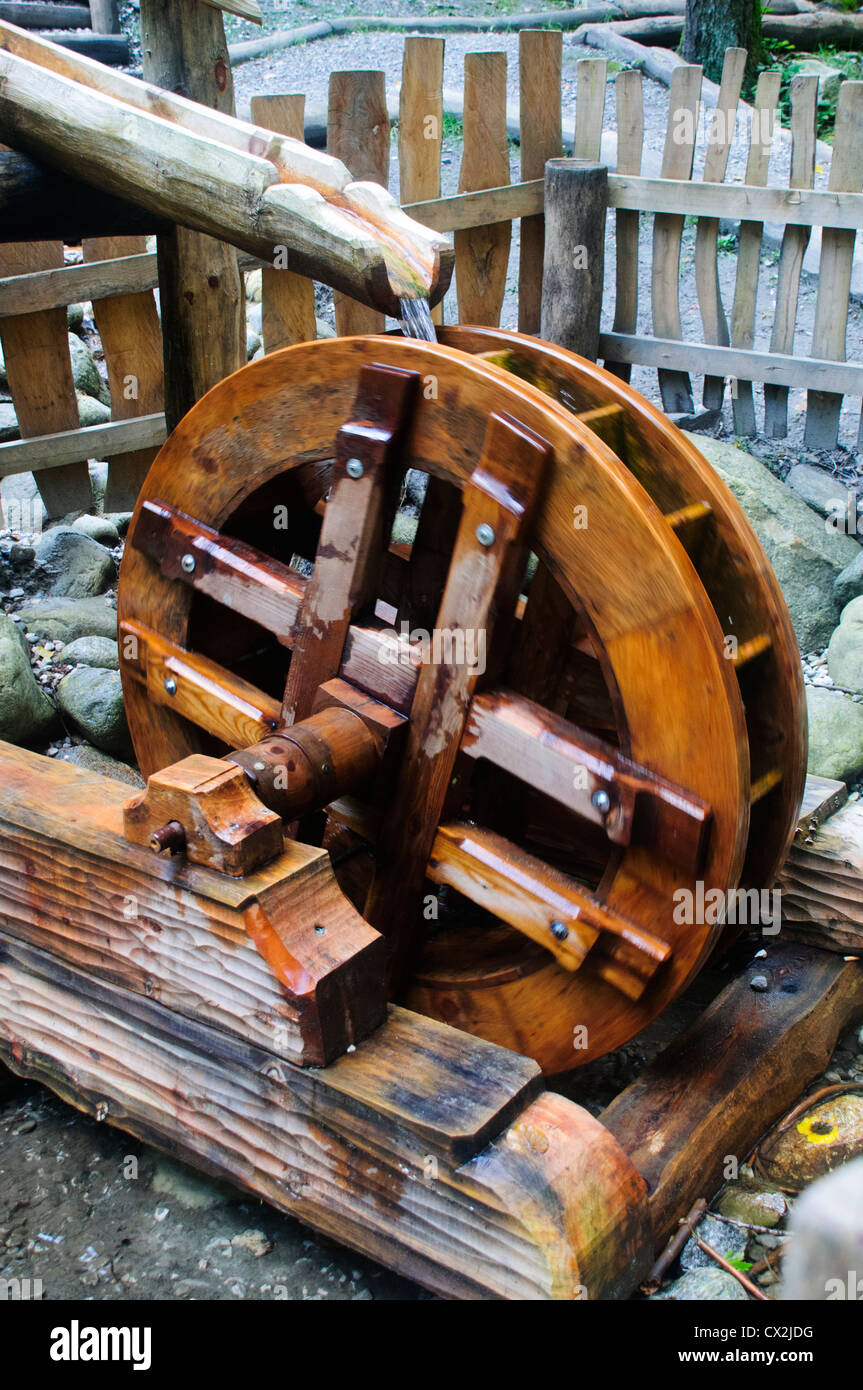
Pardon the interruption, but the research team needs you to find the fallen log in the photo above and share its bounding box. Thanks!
[578,10,863,50]
[0,3,89,25]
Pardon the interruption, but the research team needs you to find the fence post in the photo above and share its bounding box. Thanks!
[89,0,120,33]
[540,158,607,361]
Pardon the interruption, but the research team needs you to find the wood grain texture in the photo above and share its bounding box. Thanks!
[541,159,607,360]
[605,68,643,383]
[455,51,511,326]
[652,63,701,415]
[399,36,445,326]
[0,931,652,1298]
[329,70,391,336]
[0,740,386,1066]
[602,944,863,1248]
[778,795,863,952]
[83,234,164,511]
[250,94,317,350]
[518,29,562,334]
[0,241,91,519]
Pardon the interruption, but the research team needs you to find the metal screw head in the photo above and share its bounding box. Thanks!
[164,676,178,696]
[591,788,611,815]
[180,553,196,574]
[550,920,569,942]
[346,458,364,479]
[320,762,332,775]
[476,522,495,547]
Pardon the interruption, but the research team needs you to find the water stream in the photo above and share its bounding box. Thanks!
[399,296,437,343]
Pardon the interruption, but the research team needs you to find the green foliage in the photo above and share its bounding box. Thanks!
[725,1254,754,1272]
[442,112,463,140]
[764,42,863,141]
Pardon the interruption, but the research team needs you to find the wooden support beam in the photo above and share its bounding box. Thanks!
[541,158,607,361]
[0,412,166,477]
[0,741,386,1067]
[139,0,245,429]
[602,943,863,1250]
[778,789,863,954]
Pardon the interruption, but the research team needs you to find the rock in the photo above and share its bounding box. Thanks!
[246,268,262,302]
[750,974,769,992]
[655,1267,750,1301]
[151,1155,230,1210]
[791,57,844,108]
[806,685,863,781]
[781,1157,863,1299]
[680,1215,746,1272]
[828,595,863,692]
[685,433,862,651]
[9,543,34,567]
[67,302,86,334]
[72,514,120,547]
[68,332,110,405]
[103,512,133,537]
[16,597,117,644]
[247,327,262,360]
[835,549,863,612]
[717,1185,787,1228]
[55,743,143,788]
[59,635,120,670]
[787,463,852,519]
[0,401,18,442]
[56,666,132,758]
[0,614,56,746]
[89,461,108,512]
[758,1093,863,1188]
[231,1229,273,1258]
[315,317,336,340]
[33,526,114,598]
[76,392,112,428]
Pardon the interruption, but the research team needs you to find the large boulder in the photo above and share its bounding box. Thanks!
[834,549,863,612]
[806,685,863,781]
[655,1267,750,1301]
[67,332,110,406]
[59,635,120,670]
[16,597,117,644]
[828,595,863,692]
[56,666,132,759]
[56,743,143,789]
[33,526,114,598]
[781,1157,863,1300]
[684,434,862,651]
[72,514,120,548]
[787,462,853,519]
[0,614,56,746]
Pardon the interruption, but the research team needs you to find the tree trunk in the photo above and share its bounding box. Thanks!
[681,0,762,85]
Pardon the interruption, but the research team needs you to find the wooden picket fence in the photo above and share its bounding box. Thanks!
[3,32,863,523]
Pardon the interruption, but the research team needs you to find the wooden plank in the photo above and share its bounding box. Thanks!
[694,48,746,411]
[201,0,263,21]
[83,235,164,512]
[778,795,863,953]
[0,931,652,1298]
[518,29,562,335]
[0,412,166,477]
[605,67,643,383]
[0,242,92,518]
[730,69,781,436]
[0,739,385,1067]
[598,331,863,396]
[806,81,863,449]
[139,0,245,429]
[329,70,391,336]
[121,619,282,749]
[573,55,607,159]
[399,36,445,327]
[652,63,702,415]
[364,413,550,991]
[541,158,607,360]
[602,944,863,1249]
[796,772,848,832]
[454,51,511,326]
[250,93,317,350]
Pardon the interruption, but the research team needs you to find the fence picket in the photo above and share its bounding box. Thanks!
[574,56,608,161]
[652,63,702,415]
[328,70,390,335]
[455,51,511,326]
[399,37,445,326]
[518,29,562,335]
[250,94,317,350]
[730,69,781,436]
[605,68,644,383]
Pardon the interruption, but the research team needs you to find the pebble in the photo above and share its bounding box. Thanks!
[750,974,769,992]
[12,1118,36,1135]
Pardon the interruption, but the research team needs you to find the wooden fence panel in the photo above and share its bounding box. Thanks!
[573,56,607,161]
[694,46,746,412]
[652,63,702,415]
[82,235,164,512]
[399,36,444,327]
[730,68,781,436]
[0,242,92,521]
[518,29,562,336]
[250,94,317,350]
[605,67,644,383]
[328,70,390,336]
[455,51,511,327]
[805,80,863,449]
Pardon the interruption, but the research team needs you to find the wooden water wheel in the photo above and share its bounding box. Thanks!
[117,333,806,1074]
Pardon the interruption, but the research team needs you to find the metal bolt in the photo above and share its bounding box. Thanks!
[321,762,331,775]
[346,458,364,479]
[148,820,185,855]
[180,553,196,574]
[164,676,178,696]
[550,920,569,942]
[476,522,495,547]
[591,788,611,815]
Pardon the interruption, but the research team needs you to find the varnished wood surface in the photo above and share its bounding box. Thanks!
[119,335,749,1073]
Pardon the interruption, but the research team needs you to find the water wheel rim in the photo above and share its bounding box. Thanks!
[119,335,749,1073]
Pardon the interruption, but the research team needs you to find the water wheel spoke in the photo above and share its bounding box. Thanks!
[132,499,307,647]
[733,633,773,670]
[574,402,628,458]
[750,767,783,805]
[462,688,712,875]
[281,363,420,725]
[428,821,670,994]
[121,620,281,748]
